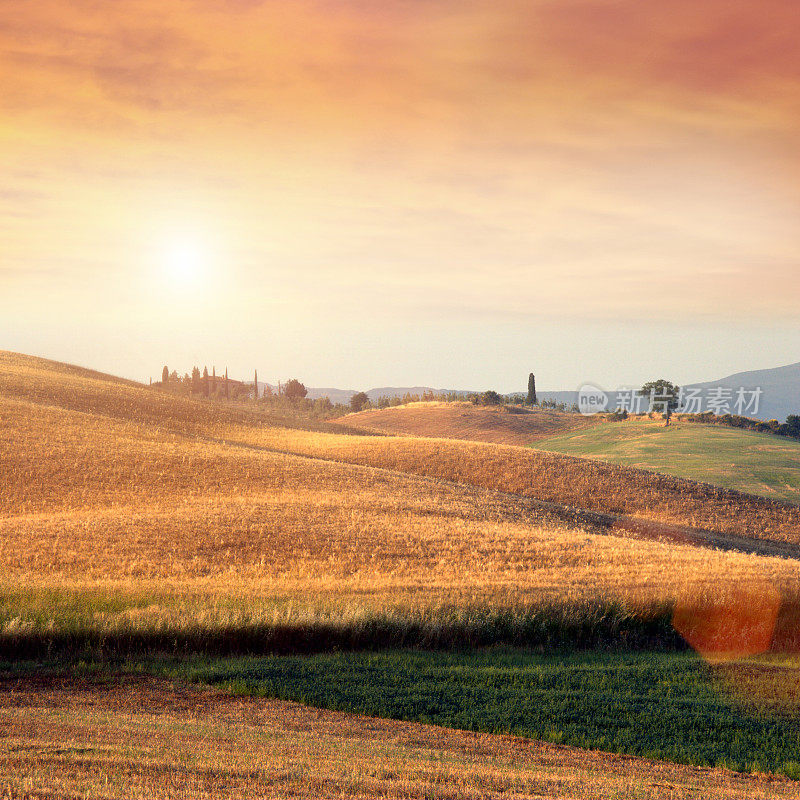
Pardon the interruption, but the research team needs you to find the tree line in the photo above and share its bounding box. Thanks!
[158,365,309,402]
[154,366,579,417]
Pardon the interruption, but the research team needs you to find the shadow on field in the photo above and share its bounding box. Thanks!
[0,602,685,660]
[4,594,800,668]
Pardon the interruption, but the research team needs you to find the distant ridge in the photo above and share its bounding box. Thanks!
[251,360,798,419]
[685,361,800,422]
[537,362,800,421]
[257,383,471,405]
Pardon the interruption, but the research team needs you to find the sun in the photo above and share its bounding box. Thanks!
[162,237,206,286]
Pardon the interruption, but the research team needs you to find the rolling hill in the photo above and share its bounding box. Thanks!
[5,350,800,794]
[4,348,800,622]
[2,349,768,617]
[534,418,800,505]
[337,400,599,445]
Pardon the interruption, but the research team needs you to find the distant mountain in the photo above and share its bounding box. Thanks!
[256,383,471,405]
[685,362,800,422]
[539,362,800,421]
[303,386,356,404]
[536,390,581,405]
[364,386,472,402]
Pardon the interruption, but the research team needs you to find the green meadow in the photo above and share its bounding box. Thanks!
[130,648,800,778]
[534,420,800,504]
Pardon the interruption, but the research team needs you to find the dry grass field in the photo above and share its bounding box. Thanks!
[3,350,800,641]
[3,350,800,795]
[217,422,800,548]
[339,400,598,445]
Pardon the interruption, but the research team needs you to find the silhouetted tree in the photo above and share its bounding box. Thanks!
[527,373,537,405]
[191,366,201,394]
[639,379,679,425]
[224,368,229,400]
[350,391,369,412]
[481,390,502,406]
[202,366,209,397]
[784,415,800,439]
[162,365,169,385]
[254,369,259,400]
[284,378,307,402]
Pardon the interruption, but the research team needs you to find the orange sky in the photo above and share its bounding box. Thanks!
[1,1,799,387]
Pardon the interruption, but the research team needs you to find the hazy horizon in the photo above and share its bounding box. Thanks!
[3,334,798,397]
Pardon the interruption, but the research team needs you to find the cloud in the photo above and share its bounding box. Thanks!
[1,0,798,329]
[2,0,798,149]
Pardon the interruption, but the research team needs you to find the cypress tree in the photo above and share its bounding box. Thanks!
[202,366,209,397]
[254,369,259,400]
[162,365,169,385]
[527,373,538,405]
[224,368,229,400]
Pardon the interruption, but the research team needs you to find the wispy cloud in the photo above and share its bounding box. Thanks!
[1,0,798,343]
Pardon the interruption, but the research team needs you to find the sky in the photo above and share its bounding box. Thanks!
[1,0,799,392]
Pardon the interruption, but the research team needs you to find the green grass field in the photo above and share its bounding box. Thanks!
[534,419,800,504]
[133,648,800,777]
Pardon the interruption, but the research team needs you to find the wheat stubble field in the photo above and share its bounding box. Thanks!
[337,400,600,445]
[2,350,800,798]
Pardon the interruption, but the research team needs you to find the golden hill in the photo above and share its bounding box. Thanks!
[339,400,598,444]
[2,349,800,646]
[1,354,779,597]
[0,350,358,438]
[218,423,800,549]
[4,351,800,796]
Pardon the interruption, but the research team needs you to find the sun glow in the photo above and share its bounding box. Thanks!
[161,238,207,287]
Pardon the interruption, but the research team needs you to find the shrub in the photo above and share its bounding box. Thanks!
[283,379,308,402]
[350,392,370,412]
[480,390,502,406]
[314,397,333,415]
